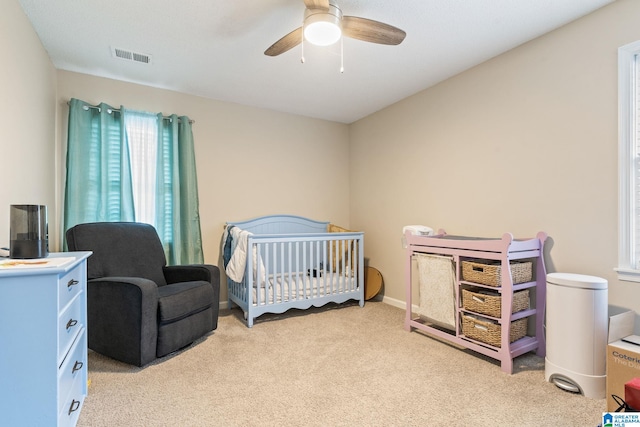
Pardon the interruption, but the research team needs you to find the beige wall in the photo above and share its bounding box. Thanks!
[0,1,57,248]
[56,71,351,303]
[350,0,640,313]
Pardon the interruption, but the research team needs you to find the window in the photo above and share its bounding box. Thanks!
[617,40,640,281]
[124,110,158,226]
[65,99,203,264]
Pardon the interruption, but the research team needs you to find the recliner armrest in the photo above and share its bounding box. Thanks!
[86,276,159,366]
[163,264,220,285]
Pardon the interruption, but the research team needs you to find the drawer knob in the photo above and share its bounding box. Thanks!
[66,319,78,330]
[68,399,81,415]
[67,279,79,288]
[72,360,83,374]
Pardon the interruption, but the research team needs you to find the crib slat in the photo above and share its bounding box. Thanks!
[264,242,269,302]
[273,242,285,304]
[286,241,292,301]
[271,242,277,305]
[247,239,254,308]
[255,243,262,305]
[322,240,327,296]
[307,241,313,299]
[341,244,344,291]
[295,241,299,298]
[345,239,350,291]
[350,239,355,290]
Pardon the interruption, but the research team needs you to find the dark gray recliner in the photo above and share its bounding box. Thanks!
[66,222,220,367]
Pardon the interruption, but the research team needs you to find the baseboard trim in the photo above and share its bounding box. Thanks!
[381,295,406,310]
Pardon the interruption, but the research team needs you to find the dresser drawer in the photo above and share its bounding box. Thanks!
[58,367,85,427]
[58,328,86,418]
[58,292,84,366]
[58,264,84,311]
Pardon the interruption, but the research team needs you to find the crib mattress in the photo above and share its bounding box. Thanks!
[252,271,359,306]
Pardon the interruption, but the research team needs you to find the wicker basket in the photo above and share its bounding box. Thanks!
[461,288,529,318]
[461,315,527,347]
[461,260,532,287]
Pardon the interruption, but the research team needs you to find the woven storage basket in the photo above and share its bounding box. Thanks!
[461,288,529,318]
[461,315,527,347]
[461,260,532,287]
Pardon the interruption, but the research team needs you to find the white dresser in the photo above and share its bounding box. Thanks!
[0,252,91,427]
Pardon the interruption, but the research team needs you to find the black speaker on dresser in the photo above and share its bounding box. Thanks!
[10,204,48,259]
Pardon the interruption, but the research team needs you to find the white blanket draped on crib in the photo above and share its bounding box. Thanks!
[415,253,456,330]
[225,227,251,282]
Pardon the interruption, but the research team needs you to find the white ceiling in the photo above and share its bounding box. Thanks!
[18,0,614,124]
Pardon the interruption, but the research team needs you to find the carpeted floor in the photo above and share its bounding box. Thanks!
[77,301,605,426]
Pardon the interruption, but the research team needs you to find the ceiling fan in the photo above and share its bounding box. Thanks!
[264,0,406,57]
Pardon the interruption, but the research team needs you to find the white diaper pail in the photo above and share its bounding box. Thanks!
[544,272,608,399]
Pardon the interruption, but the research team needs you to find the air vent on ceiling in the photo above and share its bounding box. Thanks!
[111,47,152,64]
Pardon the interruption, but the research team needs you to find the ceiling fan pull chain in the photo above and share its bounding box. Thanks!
[301,22,306,63]
[340,36,344,73]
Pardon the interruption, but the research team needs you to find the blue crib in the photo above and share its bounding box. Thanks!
[224,215,365,327]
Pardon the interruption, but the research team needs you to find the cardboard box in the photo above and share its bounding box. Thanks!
[607,310,640,412]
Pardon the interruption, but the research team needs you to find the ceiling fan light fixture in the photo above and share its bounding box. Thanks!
[303,6,342,46]
[304,20,341,46]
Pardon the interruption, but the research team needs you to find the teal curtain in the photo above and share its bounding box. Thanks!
[64,99,204,264]
[155,113,204,265]
[64,98,135,233]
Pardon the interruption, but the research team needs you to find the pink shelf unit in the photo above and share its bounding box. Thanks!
[404,229,547,374]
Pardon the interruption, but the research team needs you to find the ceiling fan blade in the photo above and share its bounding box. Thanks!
[342,16,406,46]
[264,27,303,56]
[303,0,330,11]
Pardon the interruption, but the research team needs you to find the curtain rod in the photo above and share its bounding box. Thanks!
[66,101,195,124]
